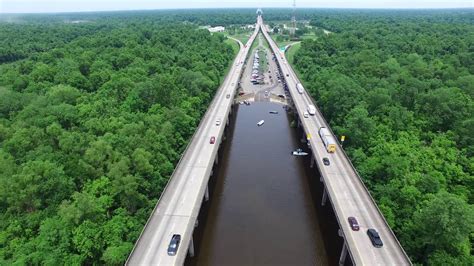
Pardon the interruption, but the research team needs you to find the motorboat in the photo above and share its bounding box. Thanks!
[269,111,278,114]
[292,148,308,156]
[257,120,264,126]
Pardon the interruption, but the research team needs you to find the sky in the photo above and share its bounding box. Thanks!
[0,0,472,13]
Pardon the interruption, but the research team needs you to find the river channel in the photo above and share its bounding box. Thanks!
[185,102,340,265]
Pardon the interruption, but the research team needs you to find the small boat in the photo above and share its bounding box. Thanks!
[269,111,278,114]
[257,120,265,126]
[292,148,308,156]
[245,101,251,105]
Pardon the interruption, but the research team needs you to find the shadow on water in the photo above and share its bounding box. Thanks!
[185,102,344,266]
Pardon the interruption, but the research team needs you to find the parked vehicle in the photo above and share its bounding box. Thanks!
[167,234,181,256]
[367,229,383,247]
[319,127,337,153]
[210,136,216,144]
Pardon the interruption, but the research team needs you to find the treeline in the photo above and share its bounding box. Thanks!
[0,15,235,264]
[291,10,473,265]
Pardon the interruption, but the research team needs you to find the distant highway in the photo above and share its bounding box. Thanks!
[259,15,411,265]
[126,24,260,265]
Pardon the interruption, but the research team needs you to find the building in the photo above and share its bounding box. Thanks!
[208,26,225,33]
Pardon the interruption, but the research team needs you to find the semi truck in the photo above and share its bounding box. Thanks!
[319,127,337,153]
[296,83,304,94]
[307,104,316,115]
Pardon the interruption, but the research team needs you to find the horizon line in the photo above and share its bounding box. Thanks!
[1,6,473,15]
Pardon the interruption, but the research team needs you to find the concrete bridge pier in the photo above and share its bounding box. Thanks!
[188,236,195,257]
[321,186,328,206]
[214,156,218,165]
[339,241,348,265]
[204,184,210,201]
[310,153,315,168]
[301,131,307,143]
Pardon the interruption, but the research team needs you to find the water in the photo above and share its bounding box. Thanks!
[186,102,336,266]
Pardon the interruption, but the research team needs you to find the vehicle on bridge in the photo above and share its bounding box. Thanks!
[318,127,337,153]
[367,229,383,248]
[348,216,360,231]
[323,157,330,166]
[167,234,181,256]
[296,83,304,94]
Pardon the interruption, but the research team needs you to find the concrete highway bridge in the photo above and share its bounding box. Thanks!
[126,14,411,266]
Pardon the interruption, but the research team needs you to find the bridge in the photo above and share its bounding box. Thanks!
[258,15,411,265]
[125,21,260,266]
[127,14,411,266]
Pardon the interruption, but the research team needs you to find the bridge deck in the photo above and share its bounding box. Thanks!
[126,24,260,265]
[259,15,411,266]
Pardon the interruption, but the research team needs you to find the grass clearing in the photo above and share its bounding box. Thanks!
[286,42,301,65]
[225,38,240,56]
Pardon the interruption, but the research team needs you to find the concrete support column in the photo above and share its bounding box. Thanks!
[297,117,301,128]
[321,187,328,206]
[339,241,347,265]
[188,236,195,257]
[226,117,230,126]
[310,154,315,168]
[214,156,218,165]
[195,220,199,228]
[301,131,307,143]
[204,184,209,201]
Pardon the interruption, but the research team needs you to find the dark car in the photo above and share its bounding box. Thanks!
[367,229,383,248]
[323,157,330,166]
[210,136,216,144]
[348,216,360,231]
[167,234,181,256]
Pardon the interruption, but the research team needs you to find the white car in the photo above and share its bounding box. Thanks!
[216,119,221,126]
[303,112,309,118]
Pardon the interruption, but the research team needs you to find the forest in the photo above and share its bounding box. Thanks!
[0,8,472,265]
[291,9,473,265]
[0,12,235,264]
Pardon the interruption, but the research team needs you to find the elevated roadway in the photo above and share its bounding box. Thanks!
[126,23,260,265]
[259,15,411,265]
